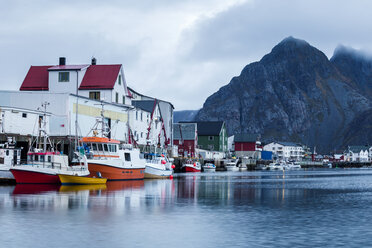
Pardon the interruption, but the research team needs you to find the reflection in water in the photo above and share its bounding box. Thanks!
[2,170,372,247]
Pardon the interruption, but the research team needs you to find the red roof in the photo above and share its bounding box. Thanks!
[79,65,121,90]
[20,66,52,91]
[48,65,89,70]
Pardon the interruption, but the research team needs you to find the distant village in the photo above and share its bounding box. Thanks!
[0,57,370,169]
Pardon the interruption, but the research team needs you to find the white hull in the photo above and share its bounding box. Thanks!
[144,164,173,178]
[226,165,239,172]
[0,169,14,179]
[203,167,216,172]
[239,165,247,171]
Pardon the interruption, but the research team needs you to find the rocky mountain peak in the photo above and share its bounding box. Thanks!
[194,37,372,153]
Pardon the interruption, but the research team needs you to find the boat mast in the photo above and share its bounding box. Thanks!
[41,101,49,153]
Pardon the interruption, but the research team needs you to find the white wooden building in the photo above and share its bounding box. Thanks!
[264,141,304,161]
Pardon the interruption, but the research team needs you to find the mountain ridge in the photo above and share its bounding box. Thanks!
[192,37,372,153]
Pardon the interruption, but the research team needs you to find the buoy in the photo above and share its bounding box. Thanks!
[193,163,196,167]
[161,160,166,165]
[171,164,175,169]
[161,154,165,157]
[169,175,173,179]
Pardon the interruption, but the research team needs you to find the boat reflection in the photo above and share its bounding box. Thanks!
[59,184,107,192]
[12,184,60,195]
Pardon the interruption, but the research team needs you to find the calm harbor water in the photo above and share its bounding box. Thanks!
[1,169,372,247]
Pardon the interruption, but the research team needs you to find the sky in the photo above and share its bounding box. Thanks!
[1,0,372,110]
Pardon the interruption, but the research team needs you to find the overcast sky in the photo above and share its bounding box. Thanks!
[1,0,372,110]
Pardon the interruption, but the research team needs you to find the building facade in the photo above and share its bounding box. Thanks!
[264,141,304,161]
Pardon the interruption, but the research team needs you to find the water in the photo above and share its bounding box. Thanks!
[1,169,372,247]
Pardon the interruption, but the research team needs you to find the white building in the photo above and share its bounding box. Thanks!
[345,146,369,162]
[0,57,174,154]
[264,141,304,161]
[0,106,50,137]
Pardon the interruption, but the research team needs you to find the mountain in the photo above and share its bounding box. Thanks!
[174,110,198,123]
[195,37,372,153]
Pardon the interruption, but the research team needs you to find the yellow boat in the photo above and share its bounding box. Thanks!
[58,174,107,185]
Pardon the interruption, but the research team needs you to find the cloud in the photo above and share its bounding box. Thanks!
[1,0,372,110]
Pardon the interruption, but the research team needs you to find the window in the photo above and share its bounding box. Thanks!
[115,92,119,103]
[98,144,103,151]
[104,144,109,152]
[123,96,125,104]
[141,132,143,138]
[118,75,121,85]
[140,112,143,121]
[92,143,98,151]
[22,113,27,118]
[48,156,51,162]
[89,91,100,100]
[208,136,214,141]
[58,72,69,82]
[136,111,138,120]
[125,153,131,161]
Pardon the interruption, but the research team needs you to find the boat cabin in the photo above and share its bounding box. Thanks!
[81,137,120,159]
[26,151,69,169]
[0,145,21,167]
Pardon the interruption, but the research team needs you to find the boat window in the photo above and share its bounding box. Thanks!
[104,144,109,152]
[98,144,103,151]
[35,155,39,161]
[112,145,117,153]
[40,155,45,162]
[48,156,51,162]
[6,150,9,156]
[92,143,98,151]
[125,153,131,161]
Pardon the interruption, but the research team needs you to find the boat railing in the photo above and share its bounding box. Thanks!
[16,159,63,170]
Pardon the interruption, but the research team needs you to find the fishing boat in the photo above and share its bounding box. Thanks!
[182,160,201,172]
[81,102,146,181]
[10,102,89,184]
[58,174,107,185]
[202,162,216,172]
[82,137,146,180]
[144,153,174,179]
[224,158,239,171]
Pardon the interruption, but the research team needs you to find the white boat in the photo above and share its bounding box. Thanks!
[144,153,173,179]
[225,159,239,171]
[268,162,284,170]
[0,140,21,179]
[286,162,302,170]
[203,163,216,172]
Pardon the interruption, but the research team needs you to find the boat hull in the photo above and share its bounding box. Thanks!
[58,174,107,185]
[87,163,145,180]
[10,169,59,184]
[203,167,216,172]
[225,166,239,172]
[144,166,172,179]
[184,166,201,173]
[0,169,14,179]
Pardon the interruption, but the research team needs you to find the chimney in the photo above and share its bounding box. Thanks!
[91,57,97,65]
[59,57,66,66]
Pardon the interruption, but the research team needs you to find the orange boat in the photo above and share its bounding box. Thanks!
[81,136,146,181]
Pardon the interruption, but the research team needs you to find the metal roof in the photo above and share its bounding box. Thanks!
[234,133,259,142]
[48,65,89,71]
[132,100,156,113]
[173,123,197,140]
[348,145,369,153]
[181,121,224,136]
[20,66,51,91]
[79,65,121,90]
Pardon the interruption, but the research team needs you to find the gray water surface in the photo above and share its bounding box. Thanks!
[1,169,372,248]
